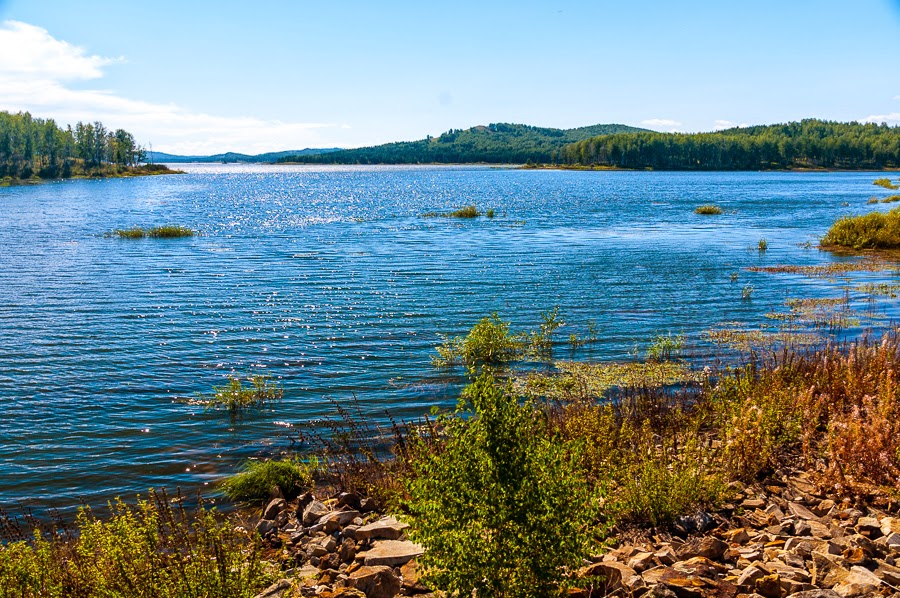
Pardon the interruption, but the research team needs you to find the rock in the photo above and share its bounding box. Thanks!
[881,517,900,537]
[674,557,729,577]
[336,492,362,510]
[358,497,378,513]
[253,579,293,598]
[855,517,881,538]
[400,559,429,593]
[738,566,766,589]
[263,498,287,520]
[813,500,836,517]
[255,519,276,536]
[339,537,357,563]
[348,566,402,598]
[793,521,813,537]
[582,561,638,593]
[355,516,409,541]
[363,540,425,567]
[831,566,881,597]
[743,498,767,509]
[755,573,781,598]
[302,500,331,526]
[628,552,656,573]
[296,564,321,579]
[874,560,900,585]
[788,503,819,521]
[805,521,832,540]
[658,567,738,598]
[882,532,900,547]
[677,537,729,561]
[675,512,714,535]
[655,546,679,566]
[787,590,841,598]
[763,560,810,583]
[318,589,366,598]
[726,528,752,545]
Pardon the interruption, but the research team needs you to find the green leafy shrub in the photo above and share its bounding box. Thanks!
[0,491,270,598]
[433,313,524,369]
[405,373,604,597]
[694,204,723,215]
[221,456,319,503]
[821,207,900,249]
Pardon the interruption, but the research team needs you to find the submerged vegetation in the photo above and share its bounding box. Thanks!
[193,374,282,418]
[820,206,900,249]
[114,225,195,239]
[694,204,723,215]
[421,205,482,218]
[874,177,900,190]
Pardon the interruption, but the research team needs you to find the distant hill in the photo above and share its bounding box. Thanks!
[276,123,649,164]
[149,148,340,163]
[561,119,900,170]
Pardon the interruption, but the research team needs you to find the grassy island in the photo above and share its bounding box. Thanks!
[821,207,900,249]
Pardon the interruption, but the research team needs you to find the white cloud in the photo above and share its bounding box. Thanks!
[640,118,682,127]
[861,112,900,125]
[713,120,749,130]
[0,21,339,154]
[894,95,900,101]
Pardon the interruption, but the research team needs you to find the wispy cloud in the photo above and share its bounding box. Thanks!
[640,118,682,128]
[713,119,749,130]
[0,21,340,154]
[861,112,900,125]
[894,95,900,101]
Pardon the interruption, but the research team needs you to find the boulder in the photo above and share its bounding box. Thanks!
[355,516,409,541]
[302,500,331,526]
[677,537,729,561]
[349,566,402,598]
[263,498,286,520]
[581,561,639,593]
[364,540,425,567]
[831,566,881,598]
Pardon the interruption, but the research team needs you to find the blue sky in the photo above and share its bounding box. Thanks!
[1,0,899,153]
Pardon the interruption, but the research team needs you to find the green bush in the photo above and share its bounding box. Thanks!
[221,456,318,503]
[433,313,523,369]
[646,333,684,362]
[0,492,270,598]
[821,207,900,249]
[405,373,604,598]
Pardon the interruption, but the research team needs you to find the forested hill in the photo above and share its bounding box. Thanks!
[277,123,649,164]
[150,148,340,163]
[561,120,900,170]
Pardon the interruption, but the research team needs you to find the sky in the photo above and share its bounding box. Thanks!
[1,0,899,154]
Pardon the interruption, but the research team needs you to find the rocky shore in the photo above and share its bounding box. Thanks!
[251,468,900,598]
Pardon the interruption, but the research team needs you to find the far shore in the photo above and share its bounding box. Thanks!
[0,164,185,187]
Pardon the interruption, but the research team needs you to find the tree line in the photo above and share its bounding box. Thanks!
[277,123,647,165]
[0,111,146,180]
[561,119,900,170]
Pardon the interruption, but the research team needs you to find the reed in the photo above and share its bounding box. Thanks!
[694,204,723,215]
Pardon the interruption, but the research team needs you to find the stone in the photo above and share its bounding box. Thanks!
[743,498,767,509]
[302,500,331,526]
[763,560,810,583]
[255,519,276,536]
[363,540,425,567]
[336,492,362,510]
[726,528,753,545]
[755,574,781,598]
[581,561,638,593]
[339,537,357,563]
[348,566,402,598]
[793,521,813,537]
[813,500,836,517]
[788,503,819,521]
[658,567,738,598]
[400,559,429,593]
[874,560,900,585]
[831,566,881,598]
[787,590,841,598]
[319,510,362,528]
[655,546,679,566]
[855,517,881,538]
[628,551,657,573]
[674,556,729,577]
[253,579,293,598]
[738,566,766,589]
[355,516,410,541]
[675,511,714,535]
[805,521,832,540]
[882,532,900,547]
[358,497,378,513]
[263,498,287,520]
[296,564,321,580]
[881,517,900,537]
[678,537,729,561]
[810,551,847,588]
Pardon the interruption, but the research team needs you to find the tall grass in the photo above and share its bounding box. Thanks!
[114,225,195,239]
[694,204,724,215]
[221,456,320,503]
[874,177,900,190]
[195,374,282,419]
[821,207,900,249]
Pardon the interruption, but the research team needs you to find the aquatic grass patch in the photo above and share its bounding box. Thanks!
[113,225,195,239]
[0,489,270,598]
[758,238,768,251]
[881,195,900,203]
[420,205,482,219]
[748,257,897,277]
[705,328,820,351]
[694,204,723,215]
[645,333,684,362]
[821,207,900,250]
[194,374,282,418]
[874,178,900,190]
[220,456,320,503]
[856,282,900,297]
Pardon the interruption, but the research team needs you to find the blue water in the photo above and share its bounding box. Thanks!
[1,164,898,509]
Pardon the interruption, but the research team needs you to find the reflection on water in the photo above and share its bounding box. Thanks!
[0,164,898,508]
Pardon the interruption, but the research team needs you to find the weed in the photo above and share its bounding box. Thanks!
[195,374,282,419]
[881,195,900,204]
[646,333,684,362]
[221,456,320,503]
[486,208,495,218]
[694,204,724,215]
[742,284,754,300]
[148,225,194,238]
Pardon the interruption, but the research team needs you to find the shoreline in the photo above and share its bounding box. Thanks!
[0,164,185,187]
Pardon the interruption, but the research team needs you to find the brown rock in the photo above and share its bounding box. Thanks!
[788,503,819,521]
[874,559,900,585]
[737,566,766,589]
[743,499,767,509]
[674,557,730,577]
[726,529,753,545]
[629,551,657,573]
[400,559,429,593]
[355,516,409,541]
[855,517,881,538]
[785,591,840,598]
[831,566,881,598]
[363,540,424,567]
[656,546,679,566]
[678,537,729,561]
[754,574,781,598]
[810,551,846,588]
[263,498,287,520]
[659,567,738,598]
[349,566,402,598]
[253,579,293,598]
[302,500,331,526]
[813,500,836,517]
[581,560,638,593]
[339,537,357,563]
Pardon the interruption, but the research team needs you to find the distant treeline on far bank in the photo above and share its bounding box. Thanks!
[279,119,900,170]
[0,110,163,181]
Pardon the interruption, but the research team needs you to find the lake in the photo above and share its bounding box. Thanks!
[1,164,897,509]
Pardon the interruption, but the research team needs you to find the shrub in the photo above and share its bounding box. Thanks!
[433,313,523,369]
[821,207,900,249]
[486,208,495,218]
[115,227,147,239]
[646,333,684,362]
[221,456,319,503]
[694,204,723,215]
[0,491,270,598]
[758,238,768,251]
[405,373,604,597]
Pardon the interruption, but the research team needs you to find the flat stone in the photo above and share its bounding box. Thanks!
[788,502,819,521]
[348,565,401,598]
[363,540,424,567]
[726,528,752,545]
[832,566,881,597]
[255,519,276,536]
[677,537,728,561]
[400,559,429,593]
[737,565,766,589]
[263,498,287,520]
[874,560,900,585]
[355,516,409,541]
[628,551,656,573]
[787,590,841,598]
[856,517,882,537]
[755,573,781,598]
[742,498,767,509]
[881,517,900,537]
[302,500,331,526]
[581,561,637,593]
[253,579,293,598]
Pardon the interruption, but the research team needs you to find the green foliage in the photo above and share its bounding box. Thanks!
[485,208,495,218]
[277,122,648,165]
[447,205,479,218]
[196,374,282,418]
[115,225,195,239]
[564,119,900,170]
[405,373,604,598]
[874,178,900,190]
[433,313,523,369]
[0,491,270,598]
[221,456,319,503]
[646,333,684,362]
[758,238,768,251]
[694,204,723,215]
[821,207,900,249]
[115,227,147,239]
